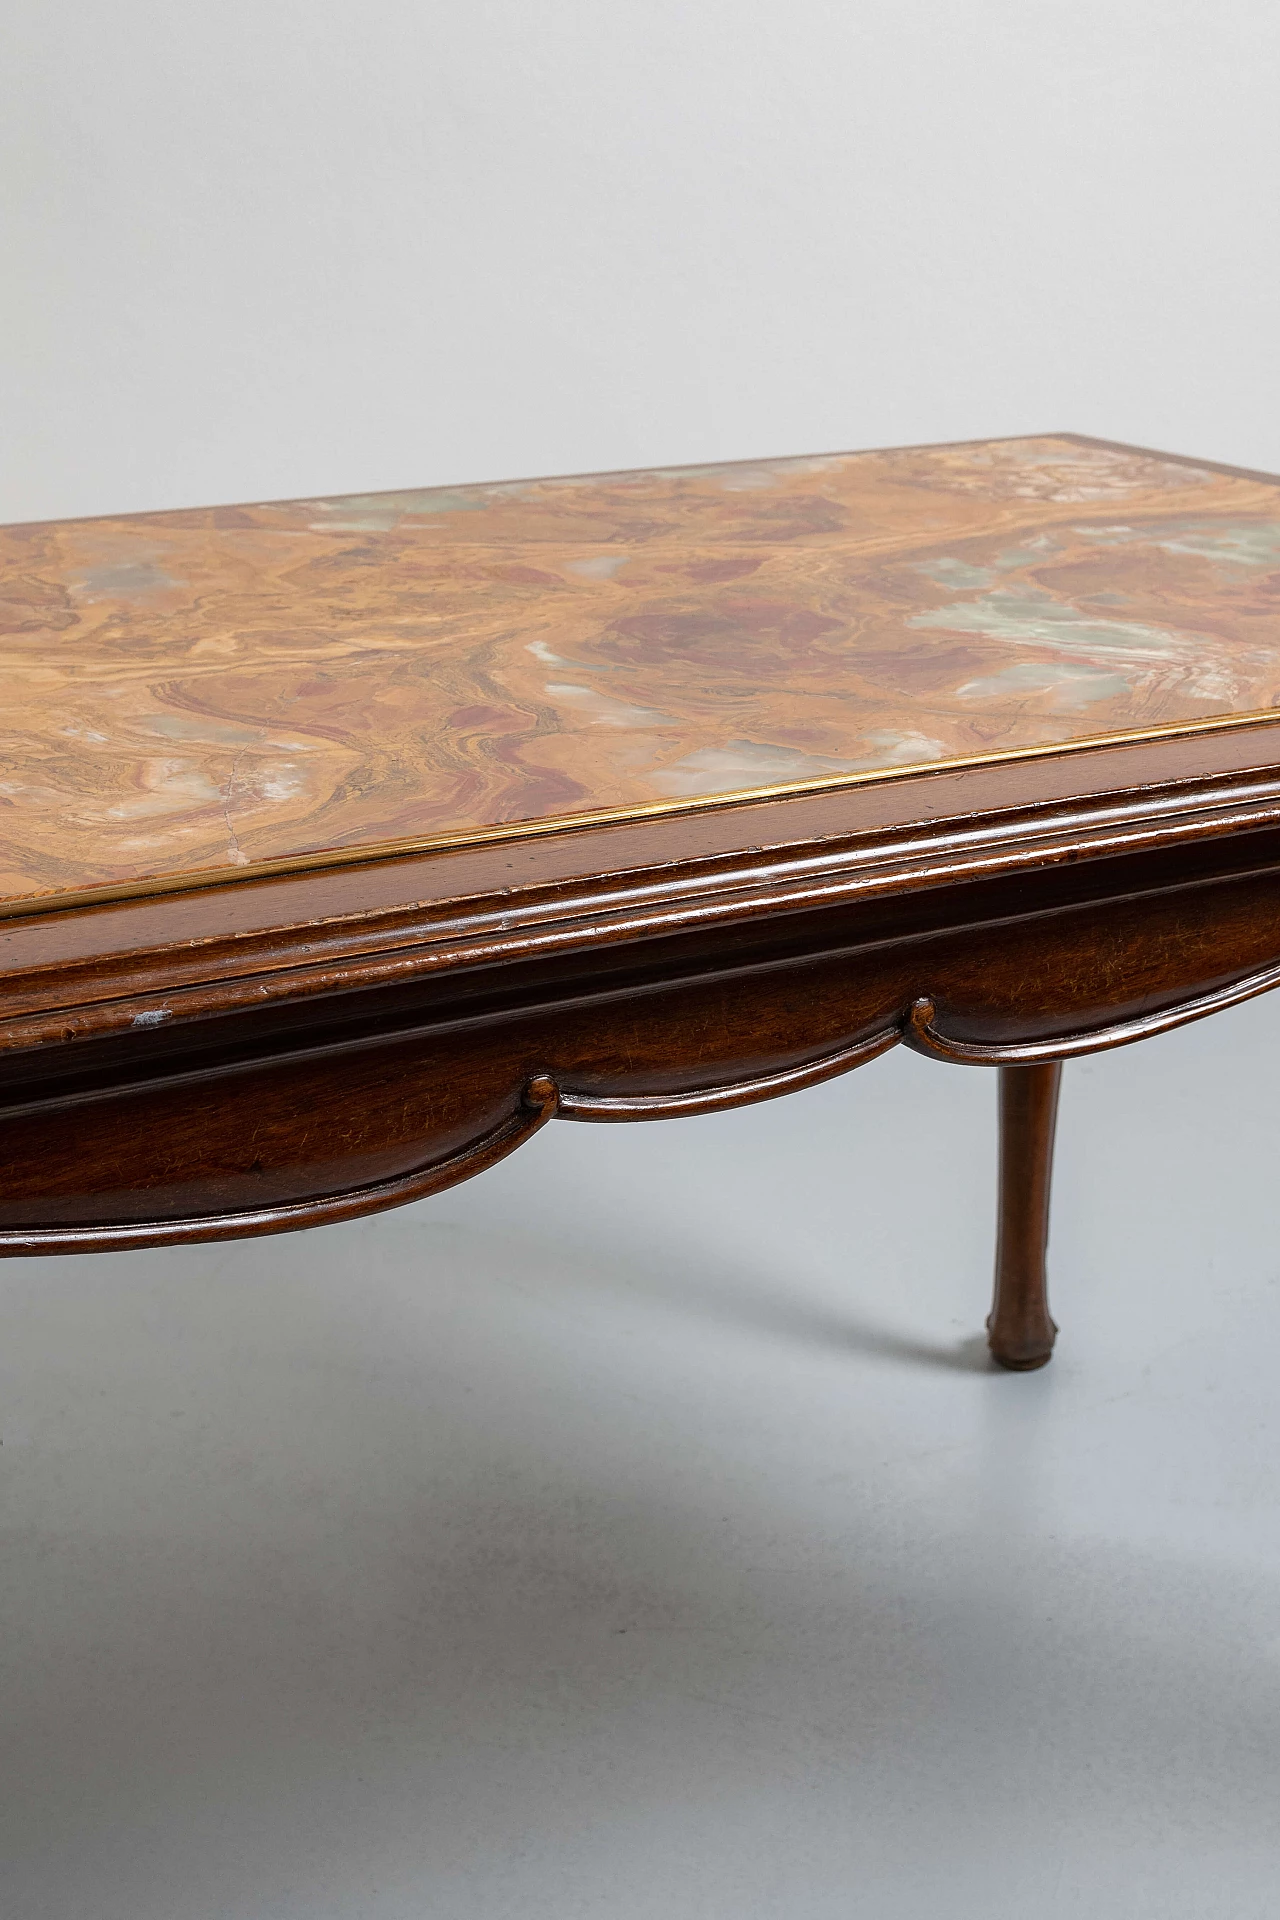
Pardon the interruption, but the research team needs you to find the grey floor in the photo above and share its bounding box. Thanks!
[3,996,1280,1918]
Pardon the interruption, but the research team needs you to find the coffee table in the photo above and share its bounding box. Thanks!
[4,432,1280,1369]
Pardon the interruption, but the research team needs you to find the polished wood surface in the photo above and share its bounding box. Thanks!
[989,1063,1061,1370]
[4,434,1280,1374]
[3,433,1280,908]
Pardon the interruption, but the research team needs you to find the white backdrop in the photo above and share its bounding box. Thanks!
[4,10,1280,1919]
[3,0,1279,526]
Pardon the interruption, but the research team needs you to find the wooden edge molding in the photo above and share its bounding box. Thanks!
[550,1028,900,1121]
[5,718,1280,1005]
[9,943,1280,1255]
[0,1076,559,1257]
[8,768,1280,1052]
[905,961,1280,1064]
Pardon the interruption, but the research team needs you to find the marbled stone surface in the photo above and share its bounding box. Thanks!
[2,434,1279,903]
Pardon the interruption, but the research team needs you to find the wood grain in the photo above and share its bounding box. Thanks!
[989,1063,1061,1370]
[4,433,1280,906]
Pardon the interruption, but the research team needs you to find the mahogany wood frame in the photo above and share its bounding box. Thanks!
[4,706,1280,1368]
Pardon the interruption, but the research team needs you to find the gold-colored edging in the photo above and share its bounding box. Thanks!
[5,705,1280,922]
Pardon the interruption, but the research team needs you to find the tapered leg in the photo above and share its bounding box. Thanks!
[989,1061,1062,1370]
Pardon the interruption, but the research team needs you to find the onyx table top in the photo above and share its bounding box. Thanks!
[4,431,1280,918]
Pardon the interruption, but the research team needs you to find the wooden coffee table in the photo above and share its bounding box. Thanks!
[4,432,1280,1369]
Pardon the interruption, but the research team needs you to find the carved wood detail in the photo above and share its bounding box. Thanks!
[0,1075,560,1256]
[549,1028,900,1121]
[2,920,1279,1254]
[905,954,1280,1064]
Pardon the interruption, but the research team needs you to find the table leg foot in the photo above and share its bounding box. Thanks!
[988,1061,1061,1371]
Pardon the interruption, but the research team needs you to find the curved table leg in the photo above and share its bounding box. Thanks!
[989,1061,1062,1370]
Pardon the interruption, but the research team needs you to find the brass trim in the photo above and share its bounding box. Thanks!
[5,704,1280,923]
